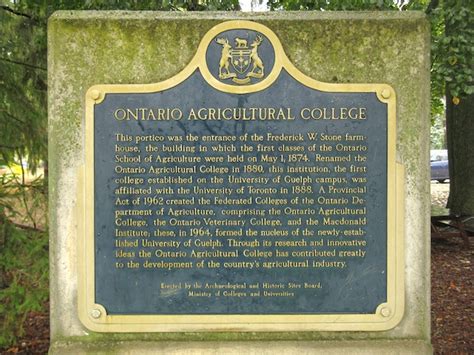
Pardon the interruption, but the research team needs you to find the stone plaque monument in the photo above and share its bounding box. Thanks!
[49,12,431,353]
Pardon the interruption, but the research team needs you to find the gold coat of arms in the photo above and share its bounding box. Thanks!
[216,34,265,84]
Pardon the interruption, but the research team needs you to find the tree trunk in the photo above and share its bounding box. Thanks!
[0,208,7,289]
[446,93,474,215]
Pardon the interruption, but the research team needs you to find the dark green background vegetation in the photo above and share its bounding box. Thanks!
[0,0,472,348]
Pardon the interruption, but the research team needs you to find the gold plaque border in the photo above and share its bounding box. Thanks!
[79,20,404,332]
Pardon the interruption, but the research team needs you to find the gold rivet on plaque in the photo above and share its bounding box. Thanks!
[380,307,391,317]
[381,88,391,99]
[90,309,101,319]
[90,89,101,101]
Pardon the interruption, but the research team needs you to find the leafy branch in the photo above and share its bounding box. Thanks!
[0,56,47,71]
[0,5,43,25]
[0,145,20,150]
[0,5,32,19]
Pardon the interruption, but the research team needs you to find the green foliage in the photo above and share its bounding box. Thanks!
[0,173,48,347]
[0,222,48,347]
[39,0,240,13]
[268,0,401,11]
[430,1,474,101]
[0,1,47,172]
[430,114,446,149]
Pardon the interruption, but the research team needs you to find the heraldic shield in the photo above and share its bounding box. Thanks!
[216,33,265,84]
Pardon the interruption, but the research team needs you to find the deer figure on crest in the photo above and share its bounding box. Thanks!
[216,38,232,79]
[249,35,264,78]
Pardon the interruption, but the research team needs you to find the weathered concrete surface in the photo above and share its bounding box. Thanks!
[50,340,432,354]
[48,11,431,353]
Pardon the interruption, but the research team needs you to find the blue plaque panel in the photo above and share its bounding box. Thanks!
[94,70,387,314]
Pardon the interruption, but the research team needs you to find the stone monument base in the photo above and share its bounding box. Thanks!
[50,340,431,354]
